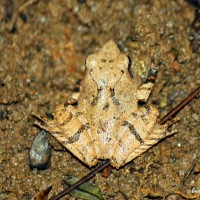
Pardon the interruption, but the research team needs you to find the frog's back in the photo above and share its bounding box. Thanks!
[78,41,139,158]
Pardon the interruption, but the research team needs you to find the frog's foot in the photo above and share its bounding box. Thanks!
[110,105,177,168]
[33,105,97,167]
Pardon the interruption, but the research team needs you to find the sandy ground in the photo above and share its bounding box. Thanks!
[0,0,199,199]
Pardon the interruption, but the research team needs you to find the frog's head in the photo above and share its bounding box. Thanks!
[86,40,129,88]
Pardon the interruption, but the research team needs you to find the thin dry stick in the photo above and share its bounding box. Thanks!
[50,85,200,200]
[49,160,110,200]
[7,0,39,31]
[159,86,200,125]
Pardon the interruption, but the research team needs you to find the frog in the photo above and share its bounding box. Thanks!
[35,41,175,169]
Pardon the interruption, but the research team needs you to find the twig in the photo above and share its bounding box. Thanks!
[49,85,200,200]
[7,0,39,32]
[164,191,200,199]
[49,160,110,200]
[183,162,196,186]
[4,0,14,23]
[159,86,200,125]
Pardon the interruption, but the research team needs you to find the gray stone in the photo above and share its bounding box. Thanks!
[29,130,51,170]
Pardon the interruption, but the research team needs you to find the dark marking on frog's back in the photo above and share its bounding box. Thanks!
[103,103,110,111]
[122,121,144,144]
[66,123,89,144]
[60,113,73,126]
[91,88,103,106]
[110,88,120,106]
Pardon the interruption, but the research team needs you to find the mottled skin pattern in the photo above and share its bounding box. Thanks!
[35,41,175,168]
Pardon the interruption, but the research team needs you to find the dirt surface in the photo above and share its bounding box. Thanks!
[0,0,199,199]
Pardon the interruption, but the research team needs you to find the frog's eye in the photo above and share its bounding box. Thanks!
[86,55,97,69]
[100,58,107,63]
[100,58,114,63]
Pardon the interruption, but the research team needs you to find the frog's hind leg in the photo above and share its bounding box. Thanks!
[124,118,177,165]
[111,105,176,168]
[33,105,97,167]
[33,113,83,162]
[33,113,58,132]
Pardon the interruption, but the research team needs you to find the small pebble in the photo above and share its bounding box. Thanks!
[0,109,9,120]
[29,130,51,170]
[78,0,86,3]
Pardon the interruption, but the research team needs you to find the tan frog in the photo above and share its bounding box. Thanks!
[35,41,175,168]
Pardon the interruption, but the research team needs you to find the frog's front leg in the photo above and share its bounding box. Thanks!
[137,82,154,102]
[111,105,176,168]
[34,104,97,167]
[67,91,80,105]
